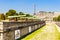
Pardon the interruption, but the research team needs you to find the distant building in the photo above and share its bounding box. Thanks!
[54,12,60,17]
[34,11,55,21]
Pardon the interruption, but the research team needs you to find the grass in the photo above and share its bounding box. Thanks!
[22,23,60,40]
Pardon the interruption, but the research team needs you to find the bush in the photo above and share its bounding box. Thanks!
[53,17,57,21]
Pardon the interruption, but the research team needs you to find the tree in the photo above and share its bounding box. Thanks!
[53,15,60,21]
[26,14,32,17]
[53,17,57,21]
[19,12,25,15]
[14,13,18,16]
[57,15,60,21]
[6,9,17,16]
[49,12,51,13]
[0,14,5,20]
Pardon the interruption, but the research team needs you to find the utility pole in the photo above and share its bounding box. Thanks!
[34,4,36,15]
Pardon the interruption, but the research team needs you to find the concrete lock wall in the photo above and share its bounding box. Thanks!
[35,25,38,30]
[31,26,35,31]
[0,22,4,40]
[15,30,20,39]
[29,26,31,32]
[20,27,29,37]
[0,21,45,40]
[0,33,3,40]
[37,25,39,28]
[39,24,41,27]
[0,22,3,32]
[3,31,15,40]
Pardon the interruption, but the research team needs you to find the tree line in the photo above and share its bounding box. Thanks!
[0,9,32,20]
[53,15,60,21]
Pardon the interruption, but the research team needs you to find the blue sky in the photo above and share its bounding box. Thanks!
[0,0,60,14]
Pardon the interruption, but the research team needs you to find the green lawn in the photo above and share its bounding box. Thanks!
[22,23,60,40]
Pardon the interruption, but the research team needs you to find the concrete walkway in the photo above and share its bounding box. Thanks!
[22,22,60,40]
[55,23,60,33]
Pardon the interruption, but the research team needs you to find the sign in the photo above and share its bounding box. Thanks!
[15,30,20,39]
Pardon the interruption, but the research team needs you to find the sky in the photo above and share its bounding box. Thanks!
[0,0,60,14]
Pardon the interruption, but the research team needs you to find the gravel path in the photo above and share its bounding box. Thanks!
[22,22,60,40]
